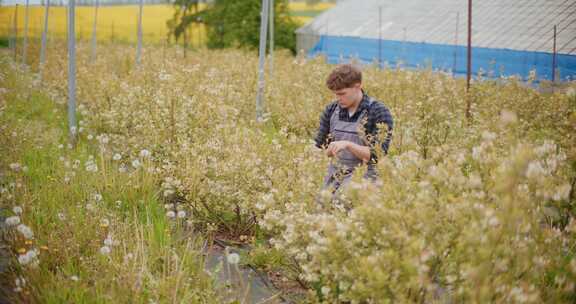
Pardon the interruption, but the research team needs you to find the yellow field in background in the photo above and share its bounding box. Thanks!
[0,2,333,44]
[287,1,333,11]
[0,4,206,45]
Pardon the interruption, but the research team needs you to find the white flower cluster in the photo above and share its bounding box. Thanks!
[17,224,34,239]
[13,276,26,293]
[96,134,110,145]
[3,206,38,268]
[5,216,20,226]
[93,192,103,203]
[164,203,186,219]
[161,176,182,198]
[260,139,573,302]
[9,163,21,172]
[131,159,141,169]
[85,157,98,173]
[18,248,39,266]
[139,149,151,159]
[112,153,122,161]
[30,46,574,303]
[100,234,117,256]
[226,252,240,265]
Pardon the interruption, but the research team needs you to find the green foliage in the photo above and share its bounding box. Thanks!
[0,37,8,48]
[172,0,299,53]
[167,0,200,45]
[246,244,286,270]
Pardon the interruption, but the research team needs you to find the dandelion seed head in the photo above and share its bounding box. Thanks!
[97,134,110,145]
[16,224,34,239]
[100,218,110,228]
[85,160,98,172]
[5,216,20,226]
[17,249,38,265]
[139,149,151,158]
[93,193,103,202]
[100,246,111,255]
[9,163,21,172]
[132,159,141,168]
[104,235,113,246]
[226,252,240,265]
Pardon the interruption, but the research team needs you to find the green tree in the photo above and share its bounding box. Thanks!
[170,0,299,54]
[167,0,199,56]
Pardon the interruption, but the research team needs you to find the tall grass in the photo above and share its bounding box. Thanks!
[0,57,219,303]
[1,40,575,302]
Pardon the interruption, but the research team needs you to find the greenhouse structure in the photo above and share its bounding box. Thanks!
[296,0,576,81]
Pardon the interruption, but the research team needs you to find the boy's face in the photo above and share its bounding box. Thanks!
[332,82,362,109]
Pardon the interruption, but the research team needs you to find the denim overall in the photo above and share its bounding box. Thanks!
[323,99,377,190]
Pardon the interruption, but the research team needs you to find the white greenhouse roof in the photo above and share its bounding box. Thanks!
[296,0,576,55]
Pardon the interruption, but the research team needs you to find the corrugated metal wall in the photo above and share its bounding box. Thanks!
[296,0,576,80]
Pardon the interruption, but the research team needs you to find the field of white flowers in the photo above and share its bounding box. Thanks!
[1,43,575,303]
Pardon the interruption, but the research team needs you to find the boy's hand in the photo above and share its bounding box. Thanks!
[326,141,350,157]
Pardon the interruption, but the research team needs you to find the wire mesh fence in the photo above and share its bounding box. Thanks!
[296,0,576,81]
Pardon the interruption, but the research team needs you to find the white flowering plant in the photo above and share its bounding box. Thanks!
[2,43,575,303]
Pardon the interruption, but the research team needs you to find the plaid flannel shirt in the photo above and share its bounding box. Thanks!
[314,92,393,164]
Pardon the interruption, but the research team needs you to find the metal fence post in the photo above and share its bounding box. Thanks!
[39,0,50,76]
[22,0,29,65]
[268,0,274,77]
[90,0,99,63]
[256,0,270,122]
[466,0,472,121]
[12,4,18,61]
[552,25,557,82]
[68,0,78,141]
[136,0,144,66]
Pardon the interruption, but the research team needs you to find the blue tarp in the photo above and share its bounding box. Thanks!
[310,35,576,81]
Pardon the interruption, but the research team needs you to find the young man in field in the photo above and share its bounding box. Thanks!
[315,64,393,191]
